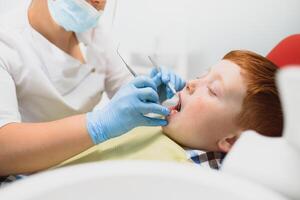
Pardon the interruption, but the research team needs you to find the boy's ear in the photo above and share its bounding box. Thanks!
[217,135,239,153]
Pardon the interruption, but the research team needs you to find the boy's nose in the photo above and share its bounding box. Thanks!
[186,80,197,94]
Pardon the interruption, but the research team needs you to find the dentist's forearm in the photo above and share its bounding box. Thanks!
[0,114,93,176]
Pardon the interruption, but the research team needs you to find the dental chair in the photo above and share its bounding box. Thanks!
[222,34,300,200]
[0,36,299,200]
[267,34,300,68]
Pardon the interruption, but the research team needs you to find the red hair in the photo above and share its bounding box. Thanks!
[223,50,283,137]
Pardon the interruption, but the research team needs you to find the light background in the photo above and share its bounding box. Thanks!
[111,0,300,79]
[0,0,299,79]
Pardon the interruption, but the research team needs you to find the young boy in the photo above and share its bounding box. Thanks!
[0,50,283,186]
[163,50,283,153]
[53,50,283,169]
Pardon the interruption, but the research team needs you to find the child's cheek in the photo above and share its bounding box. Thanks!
[187,97,208,115]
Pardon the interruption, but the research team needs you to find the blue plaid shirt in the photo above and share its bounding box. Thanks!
[185,149,225,170]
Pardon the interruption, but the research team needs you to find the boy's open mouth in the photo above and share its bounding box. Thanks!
[169,93,182,115]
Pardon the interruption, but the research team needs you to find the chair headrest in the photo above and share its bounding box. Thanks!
[277,67,300,151]
[222,131,300,200]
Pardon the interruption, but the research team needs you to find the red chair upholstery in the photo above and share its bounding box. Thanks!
[267,34,300,68]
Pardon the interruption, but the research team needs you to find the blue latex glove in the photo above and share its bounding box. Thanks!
[86,76,170,144]
[150,67,186,102]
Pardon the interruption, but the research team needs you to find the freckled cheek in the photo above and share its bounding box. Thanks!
[182,98,219,131]
[164,97,209,133]
[183,97,210,117]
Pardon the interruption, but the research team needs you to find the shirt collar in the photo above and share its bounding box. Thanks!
[185,149,226,170]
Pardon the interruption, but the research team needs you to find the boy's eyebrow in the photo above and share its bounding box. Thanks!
[197,68,211,78]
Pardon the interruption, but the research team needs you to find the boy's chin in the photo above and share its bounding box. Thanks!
[161,124,174,137]
[161,124,170,134]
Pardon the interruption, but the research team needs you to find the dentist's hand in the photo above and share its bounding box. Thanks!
[86,76,170,144]
[150,67,186,102]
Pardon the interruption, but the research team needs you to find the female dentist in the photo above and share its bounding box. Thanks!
[0,0,185,176]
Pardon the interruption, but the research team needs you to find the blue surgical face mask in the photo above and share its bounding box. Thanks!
[48,0,102,33]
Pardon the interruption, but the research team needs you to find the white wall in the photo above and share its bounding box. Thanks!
[113,0,300,79]
[113,0,189,77]
[1,0,299,79]
[185,0,300,78]
[0,0,27,13]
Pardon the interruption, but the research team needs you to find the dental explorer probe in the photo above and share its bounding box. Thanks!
[116,46,138,77]
[148,56,177,96]
[116,47,171,117]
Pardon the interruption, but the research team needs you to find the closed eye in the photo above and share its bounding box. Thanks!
[208,86,217,96]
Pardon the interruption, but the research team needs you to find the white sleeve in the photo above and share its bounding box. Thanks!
[104,49,132,99]
[87,27,132,99]
[0,65,21,128]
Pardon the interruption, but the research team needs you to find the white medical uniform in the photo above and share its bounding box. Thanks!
[0,1,131,128]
